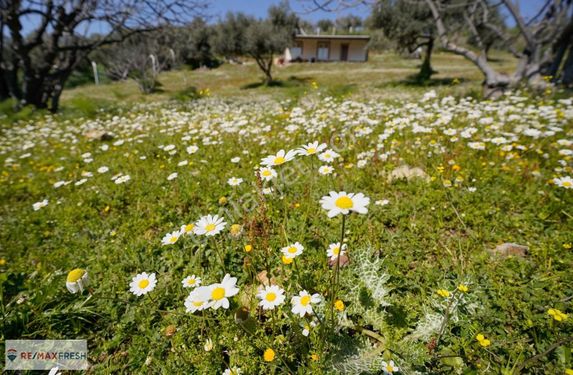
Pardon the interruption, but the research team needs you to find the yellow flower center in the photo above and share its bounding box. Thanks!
[192,301,204,307]
[274,156,285,165]
[265,292,277,302]
[564,181,572,187]
[187,279,196,285]
[205,223,216,232]
[67,268,85,282]
[335,196,353,209]
[386,364,394,372]
[169,236,178,243]
[307,147,316,154]
[332,247,340,255]
[138,279,150,289]
[211,287,225,300]
[288,246,298,254]
[300,295,311,306]
[262,170,271,177]
[185,224,194,232]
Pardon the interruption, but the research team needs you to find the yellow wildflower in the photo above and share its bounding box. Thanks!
[263,348,275,362]
[548,308,568,322]
[437,289,450,298]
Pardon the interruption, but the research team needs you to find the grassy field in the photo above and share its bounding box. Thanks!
[1,53,573,374]
[59,52,516,110]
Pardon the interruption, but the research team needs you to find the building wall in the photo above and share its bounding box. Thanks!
[286,39,368,62]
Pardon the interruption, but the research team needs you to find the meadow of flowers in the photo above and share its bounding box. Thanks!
[1,90,572,374]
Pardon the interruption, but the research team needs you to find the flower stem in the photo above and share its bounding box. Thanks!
[330,214,346,330]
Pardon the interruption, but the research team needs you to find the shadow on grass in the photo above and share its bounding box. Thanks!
[383,75,468,88]
[240,75,315,90]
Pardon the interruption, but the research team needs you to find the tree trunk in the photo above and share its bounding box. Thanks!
[0,68,9,101]
[561,45,573,85]
[21,75,50,109]
[417,37,435,82]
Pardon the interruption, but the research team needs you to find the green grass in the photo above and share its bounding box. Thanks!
[1,56,572,374]
[59,52,517,107]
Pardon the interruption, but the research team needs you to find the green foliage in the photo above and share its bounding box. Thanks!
[171,86,201,102]
[1,90,572,373]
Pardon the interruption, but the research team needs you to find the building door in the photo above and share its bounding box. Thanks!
[317,42,329,61]
[340,44,349,61]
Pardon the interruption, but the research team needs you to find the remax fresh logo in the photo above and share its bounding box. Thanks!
[7,348,17,361]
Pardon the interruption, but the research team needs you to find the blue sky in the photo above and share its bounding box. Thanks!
[210,0,542,24]
[17,1,545,35]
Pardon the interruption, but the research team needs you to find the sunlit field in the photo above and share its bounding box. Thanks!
[1,64,573,373]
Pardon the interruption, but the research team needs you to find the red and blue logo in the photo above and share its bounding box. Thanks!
[7,348,17,361]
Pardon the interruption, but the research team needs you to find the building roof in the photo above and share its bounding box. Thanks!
[294,34,370,41]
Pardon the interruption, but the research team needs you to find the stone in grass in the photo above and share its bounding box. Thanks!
[387,165,430,183]
[84,130,114,141]
[490,243,529,257]
[328,254,350,268]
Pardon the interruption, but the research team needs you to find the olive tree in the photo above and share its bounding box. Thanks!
[0,0,208,112]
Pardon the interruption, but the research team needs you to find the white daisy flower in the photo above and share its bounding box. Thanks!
[381,360,399,374]
[66,268,89,294]
[231,157,241,163]
[53,181,68,188]
[291,290,321,317]
[375,199,390,206]
[97,166,109,173]
[203,338,213,351]
[194,215,226,236]
[318,165,333,175]
[258,167,277,181]
[257,285,286,310]
[33,199,48,211]
[184,286,210,312]
[161,230,181,245]
[320,191,370,218]
[554,176,573,189]
[318,149,340,163]
[327,242,347,261]
[182,275,202,288]
[281,242,304,259]
[129,272,157,296]
[180,223,195,235]
[227,177,243,186]
[199,274,240,310]
[261,149,297,167]
[468,142,486,150]
[178,160,188,167]
[115,175,131,184]
[302,320,317,336]
[167,172,178,181]
[223,367,242,375]
[186,145,199,154]
[262,187,273,194]
[296,141,327,156]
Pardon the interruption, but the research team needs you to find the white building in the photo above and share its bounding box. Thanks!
[284,34,370,63]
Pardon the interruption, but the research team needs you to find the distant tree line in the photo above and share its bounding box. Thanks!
[3,0,573,113]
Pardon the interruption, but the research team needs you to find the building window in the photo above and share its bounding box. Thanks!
[317,42,329,60]
[291,41,303,59]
